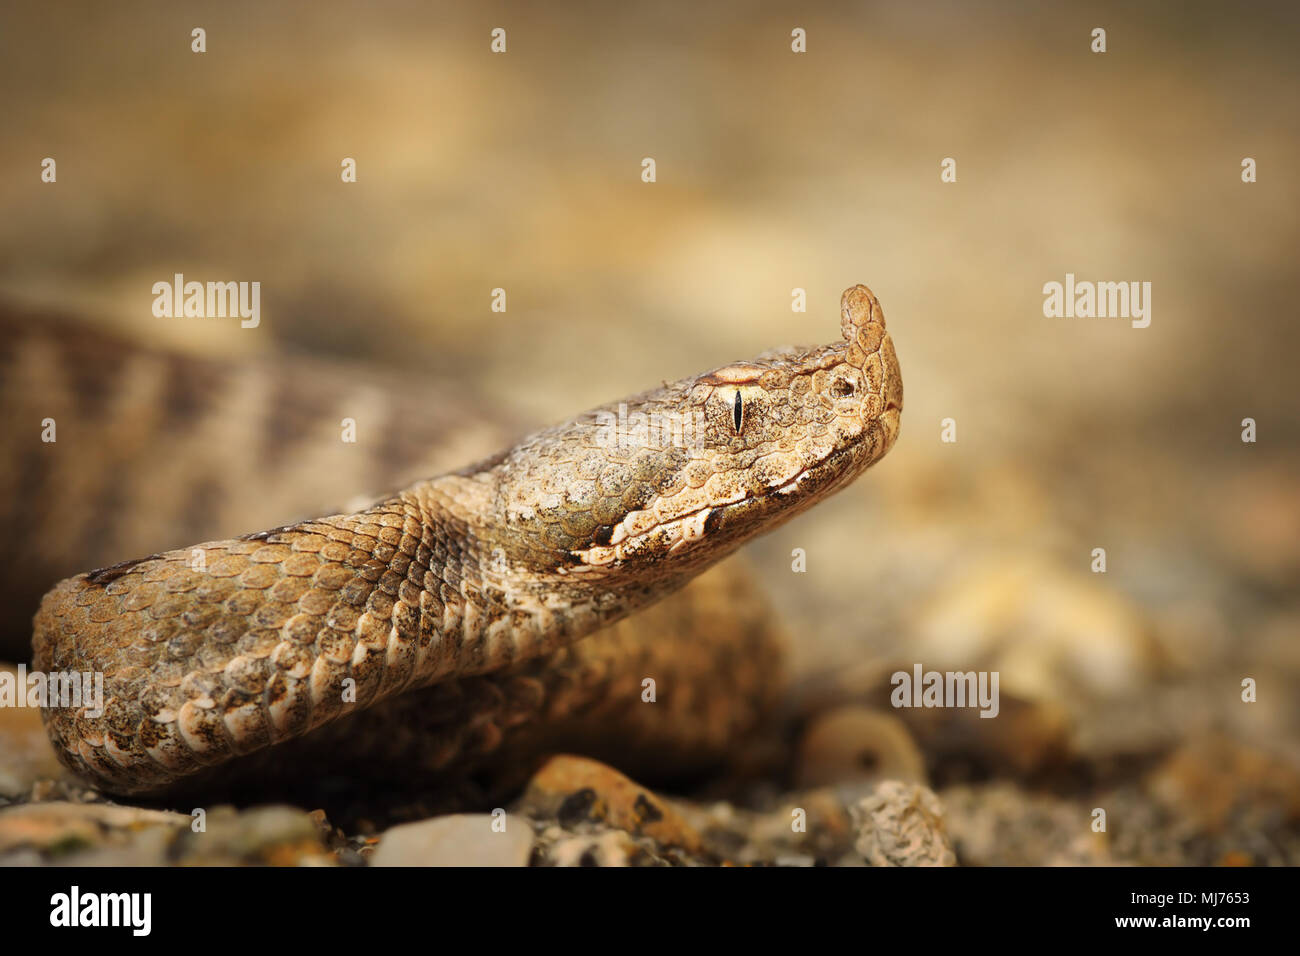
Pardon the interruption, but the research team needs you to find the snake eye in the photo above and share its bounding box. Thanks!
[732,390,744,432]
[831,377,856,399]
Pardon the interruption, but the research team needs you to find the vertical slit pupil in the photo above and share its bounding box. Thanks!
[733,391,743,431]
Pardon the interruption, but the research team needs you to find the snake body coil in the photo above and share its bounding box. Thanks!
[33,285,903,795]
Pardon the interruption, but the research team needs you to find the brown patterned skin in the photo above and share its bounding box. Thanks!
[32,285,903,795]
[160,558,787,803]
[0,303,520,661]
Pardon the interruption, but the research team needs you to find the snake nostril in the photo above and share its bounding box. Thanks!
[831,379,855,399]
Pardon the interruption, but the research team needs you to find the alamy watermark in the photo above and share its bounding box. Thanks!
[0,664,104,718]
[891,663,999,718]
[50,886,150,936]
[1042,273,1151,328]
[594,403,707,452]
[152,273,260,328]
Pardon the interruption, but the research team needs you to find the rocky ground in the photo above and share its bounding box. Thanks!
[3,683,1296,867]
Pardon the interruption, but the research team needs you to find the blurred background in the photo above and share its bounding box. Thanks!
[0,0,1297,862]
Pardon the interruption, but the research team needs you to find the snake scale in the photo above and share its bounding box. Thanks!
[21,285,902,797]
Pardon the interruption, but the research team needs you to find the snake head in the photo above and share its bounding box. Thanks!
[472,285,902,581]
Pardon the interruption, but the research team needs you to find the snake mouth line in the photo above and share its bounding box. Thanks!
[566,440,865,569]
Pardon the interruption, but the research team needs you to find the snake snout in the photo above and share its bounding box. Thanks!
[835,283,903,430]
[840,283,885,341]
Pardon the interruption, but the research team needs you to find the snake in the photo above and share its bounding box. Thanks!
[25,285,902,797]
